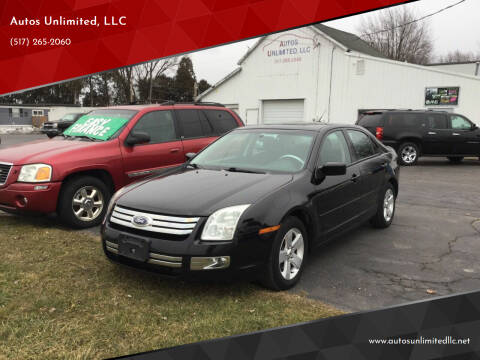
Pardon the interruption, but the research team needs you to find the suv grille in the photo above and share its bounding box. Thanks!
[0,163,12,185]
[110,205,199,236]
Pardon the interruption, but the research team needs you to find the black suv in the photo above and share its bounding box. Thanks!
[357,110,480,165]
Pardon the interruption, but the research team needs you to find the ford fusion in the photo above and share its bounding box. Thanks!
[102,124,400,290]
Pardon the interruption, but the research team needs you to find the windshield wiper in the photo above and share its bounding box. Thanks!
[224,167,265,174]
[61,134,97,141]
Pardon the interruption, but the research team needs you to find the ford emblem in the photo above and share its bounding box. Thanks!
[132,215,151,227]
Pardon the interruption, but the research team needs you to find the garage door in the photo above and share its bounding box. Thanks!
[262,99,304,124]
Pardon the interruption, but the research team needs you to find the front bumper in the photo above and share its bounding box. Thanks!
[0,182,62,213]
[101,221,275,281]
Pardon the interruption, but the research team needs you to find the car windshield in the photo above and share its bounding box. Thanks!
[62,109,138,141]
[190,129,315,173]
[61,113,79,121]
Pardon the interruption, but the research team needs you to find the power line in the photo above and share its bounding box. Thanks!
[360,0,467,38]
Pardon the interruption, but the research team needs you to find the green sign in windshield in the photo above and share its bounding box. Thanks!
[63,115,129,140]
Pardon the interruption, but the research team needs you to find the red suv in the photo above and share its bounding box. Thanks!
[0,103,243,228]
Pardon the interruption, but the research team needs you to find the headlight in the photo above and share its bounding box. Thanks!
[52,123,58,128]
[201,204,250,241]
[105,187,128,217]
[17,164,52,182]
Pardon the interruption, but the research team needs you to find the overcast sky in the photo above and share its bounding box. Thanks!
[191,0,480,84]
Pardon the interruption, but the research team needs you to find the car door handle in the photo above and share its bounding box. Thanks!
[428,131,437,135]
[350,173,359,182]
[452,133,460,136]
[170,148,180,153]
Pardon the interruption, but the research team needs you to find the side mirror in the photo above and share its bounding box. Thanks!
[322,162,347,176]
[185,152,197,160]
[471,123,478,130]
[126,131,150,146]
[313,162,347,184]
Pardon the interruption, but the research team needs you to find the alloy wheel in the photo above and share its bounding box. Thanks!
[383,188,395,222]
[279,228,305,280]
[72,186,104,222]
[401,146,417,164]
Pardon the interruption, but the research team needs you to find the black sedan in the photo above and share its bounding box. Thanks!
[101,124,400,290]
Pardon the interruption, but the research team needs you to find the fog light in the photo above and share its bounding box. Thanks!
[190,256,230,270]
[34,185,48,190]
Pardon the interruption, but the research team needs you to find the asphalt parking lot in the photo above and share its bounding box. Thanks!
[1,134,480,312]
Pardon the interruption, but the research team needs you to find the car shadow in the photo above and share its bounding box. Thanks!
[414,157,480,167]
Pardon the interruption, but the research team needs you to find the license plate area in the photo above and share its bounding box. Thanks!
[118,235,150,262]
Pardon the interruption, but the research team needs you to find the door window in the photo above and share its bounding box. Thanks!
[176,109,205,139]
[450,115,472,130]
[203,110,238,135]
[385,113,424,128]
[131,110,176,144]
[426,114,448,129]
[346,130,376,160]
[318,131,351,165]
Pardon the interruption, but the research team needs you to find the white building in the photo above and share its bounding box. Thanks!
[426,61,480,77]
[198,24,480,125]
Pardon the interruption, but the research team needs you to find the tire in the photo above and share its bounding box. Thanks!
[58,176,111,228]
[47,133,56,138]
[447,156,464,164]
[398,142,419,166]
[370,183,396,228]
[260,217,308,291]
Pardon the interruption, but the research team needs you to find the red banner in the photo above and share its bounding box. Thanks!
[0,0,411,95]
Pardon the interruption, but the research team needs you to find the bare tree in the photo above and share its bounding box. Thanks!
[358,7,433,64]
[437,50,480,63]
[135,57,178,103]
[113,66,135,104]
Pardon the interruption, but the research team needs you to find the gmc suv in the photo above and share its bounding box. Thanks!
[357,110,480,165]
[0,103,243,228]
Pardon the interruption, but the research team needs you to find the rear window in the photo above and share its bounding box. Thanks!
[203,110,238,135]
[176,109,204,139]
[358,113,384,127]
[427,113,448,129]
[385,113,425,128]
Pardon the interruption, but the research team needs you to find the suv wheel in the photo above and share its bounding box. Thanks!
[58,176,110,228]
[447,156,464,164]
[371,183,396,228]
[398,142,419,166]
[261,217,307,291]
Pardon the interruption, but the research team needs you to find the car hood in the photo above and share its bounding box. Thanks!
[116,168,293,216]
[0,138,101,165]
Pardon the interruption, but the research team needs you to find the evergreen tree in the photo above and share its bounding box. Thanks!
[174,57,196,102]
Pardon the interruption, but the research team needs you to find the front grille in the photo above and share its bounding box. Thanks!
[105,240,183,268]
[0,163,12,185]
[110,205,200,236]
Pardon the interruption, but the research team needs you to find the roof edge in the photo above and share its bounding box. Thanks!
[196,67,242,100]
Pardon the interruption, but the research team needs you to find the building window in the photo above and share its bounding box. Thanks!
[32,110,44,116]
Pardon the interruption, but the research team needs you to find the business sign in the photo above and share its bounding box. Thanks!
[63,115,129,140]
[262,33,317,64]
[425,87,459,106]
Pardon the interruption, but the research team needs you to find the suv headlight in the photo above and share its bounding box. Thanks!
[51,123,58,128]
[17,164,52,182]
[201,205,250,241]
